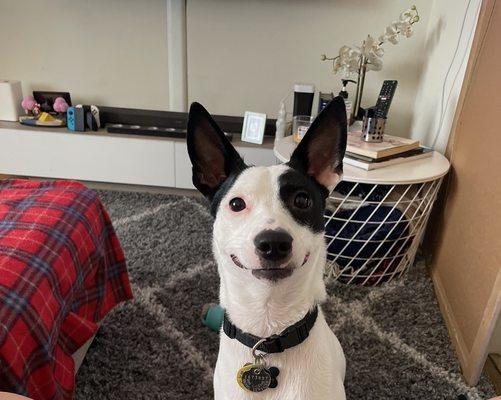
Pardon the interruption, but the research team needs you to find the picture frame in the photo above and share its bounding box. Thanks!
[33,91,72,113]
[241,111,267,145]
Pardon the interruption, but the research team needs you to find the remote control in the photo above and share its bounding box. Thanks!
[374,80,398,118]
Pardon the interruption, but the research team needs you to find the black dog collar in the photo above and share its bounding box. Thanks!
[223,306,318,354]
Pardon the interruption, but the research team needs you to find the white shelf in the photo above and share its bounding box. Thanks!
[274,135,450,185]
[0,121,277,188]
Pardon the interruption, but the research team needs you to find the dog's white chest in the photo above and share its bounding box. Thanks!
[213,314,346,400]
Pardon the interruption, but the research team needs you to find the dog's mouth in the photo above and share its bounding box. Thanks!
[230,253,310,281]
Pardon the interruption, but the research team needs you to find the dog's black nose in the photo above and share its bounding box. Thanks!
[254,229,293,262]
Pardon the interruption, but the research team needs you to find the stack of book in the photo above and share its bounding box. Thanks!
[344,131,432,171]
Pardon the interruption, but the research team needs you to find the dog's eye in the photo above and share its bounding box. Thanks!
[229,197,246,212]
[294,192,311,209]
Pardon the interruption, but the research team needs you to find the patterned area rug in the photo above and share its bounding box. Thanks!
[74,190,495,400]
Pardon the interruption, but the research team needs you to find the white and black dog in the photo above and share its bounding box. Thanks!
[187,97,347,400]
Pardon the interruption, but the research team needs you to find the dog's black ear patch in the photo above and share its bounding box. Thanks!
[187,102,247,201]
[288,97,347,192]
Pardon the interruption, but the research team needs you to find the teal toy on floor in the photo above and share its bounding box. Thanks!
[201,303,225,332]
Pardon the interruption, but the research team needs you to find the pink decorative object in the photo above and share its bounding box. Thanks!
[21,95,37,112]
[53,97,68,113]
[32,103,41,115]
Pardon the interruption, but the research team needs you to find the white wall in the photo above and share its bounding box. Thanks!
[0,0,169,110]
[410,0,482,152]
[186,0,433,138]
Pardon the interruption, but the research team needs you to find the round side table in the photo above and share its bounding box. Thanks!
[274,136,450,286]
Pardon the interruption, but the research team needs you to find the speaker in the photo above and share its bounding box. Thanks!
[0,80,23,121]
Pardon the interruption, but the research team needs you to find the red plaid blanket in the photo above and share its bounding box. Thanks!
[0,179,132,400]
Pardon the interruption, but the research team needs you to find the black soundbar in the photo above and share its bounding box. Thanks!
[97,106,277,138]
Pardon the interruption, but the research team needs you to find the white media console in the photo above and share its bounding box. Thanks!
[0,121,277,189]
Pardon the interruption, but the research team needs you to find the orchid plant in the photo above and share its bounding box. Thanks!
[321,5,420,76]
[320,5,420,120]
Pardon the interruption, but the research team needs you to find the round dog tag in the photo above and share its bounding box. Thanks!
[237,363,280,392]
[237,363,271,392]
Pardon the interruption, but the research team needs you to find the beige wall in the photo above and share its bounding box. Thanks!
[186,0,433,138]
[0,0,169,110]
[410,0,481,152]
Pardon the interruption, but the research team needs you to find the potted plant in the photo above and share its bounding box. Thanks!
[321,5,420,121]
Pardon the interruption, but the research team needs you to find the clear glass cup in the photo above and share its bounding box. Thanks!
[292,115,313,143]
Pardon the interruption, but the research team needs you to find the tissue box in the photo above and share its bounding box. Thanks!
[0,80,23,121]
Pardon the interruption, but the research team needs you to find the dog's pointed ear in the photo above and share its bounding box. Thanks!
[288,97,347,192]
[187,102,246,199]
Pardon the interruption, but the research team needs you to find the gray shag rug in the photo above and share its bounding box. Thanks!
[74,190,495,400]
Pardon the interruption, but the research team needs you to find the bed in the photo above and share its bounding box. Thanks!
[0,179,132,399]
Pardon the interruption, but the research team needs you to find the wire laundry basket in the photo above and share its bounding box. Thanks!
[324,178,443,286]
[273,135,450,287]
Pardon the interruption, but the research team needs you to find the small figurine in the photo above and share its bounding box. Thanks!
[21,95,40,115]
[53,97,69,113]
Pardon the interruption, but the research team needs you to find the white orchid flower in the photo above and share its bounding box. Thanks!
[339,45,352,59]
[332,57,342,73]
[402,24,413,37]
[385,25,399,44]
[366,35,384,57]
[392,20,410,34]
[366,60,383,71]
[347,56,360,72]
[366,53,383,71]
[349,48,361,59]
[373,46,384,57]
[400,20,412,30]
[361,35,377,56]
[348,50,361,67]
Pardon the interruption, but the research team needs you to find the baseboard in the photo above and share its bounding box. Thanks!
[484,354,501,395]
[82,180,201,196]
[432,267,501,386]
[432,269,471,379]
